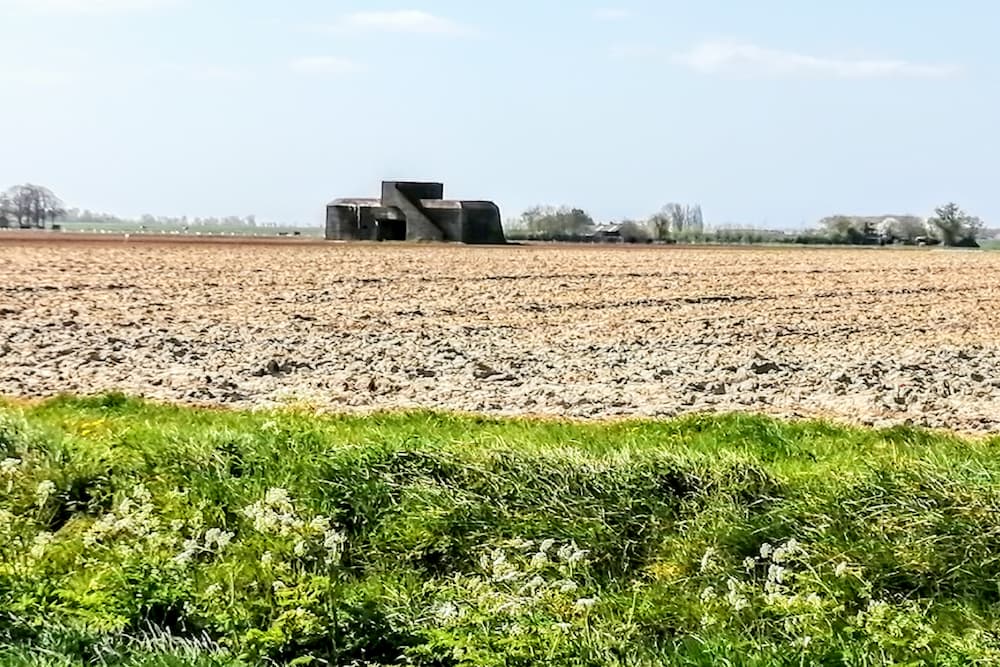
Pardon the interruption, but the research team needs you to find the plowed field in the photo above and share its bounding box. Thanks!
[2,235,998,433]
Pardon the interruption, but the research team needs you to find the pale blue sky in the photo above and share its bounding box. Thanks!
[1,1,996,227]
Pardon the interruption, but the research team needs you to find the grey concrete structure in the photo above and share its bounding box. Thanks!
[326,181,506,244]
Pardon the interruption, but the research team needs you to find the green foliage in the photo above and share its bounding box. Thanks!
[2,397,1000,665]
[515,205,595,238]
[929,202,984,247]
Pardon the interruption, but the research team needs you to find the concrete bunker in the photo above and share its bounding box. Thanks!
[326,181,506,245]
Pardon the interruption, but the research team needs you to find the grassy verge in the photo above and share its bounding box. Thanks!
[2,395,1000,666]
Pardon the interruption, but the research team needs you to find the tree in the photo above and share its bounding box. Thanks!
[3,184,65,229]
[647,203,704,241]
[0,193,11,229]
[617,219,651,243]
[928,202,983,247]
[877,216,928,244]
[518,205,595,238]
[686,204,704,234]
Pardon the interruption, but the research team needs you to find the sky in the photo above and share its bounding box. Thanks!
[1,0,997,228]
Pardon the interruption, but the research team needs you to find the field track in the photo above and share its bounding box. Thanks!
[1,235,998,433]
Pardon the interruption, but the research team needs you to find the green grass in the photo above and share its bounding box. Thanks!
[3,395,1000,666]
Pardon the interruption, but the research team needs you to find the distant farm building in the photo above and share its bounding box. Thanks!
[326,181,506,244]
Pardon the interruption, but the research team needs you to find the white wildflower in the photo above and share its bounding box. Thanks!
[558,542,588,566]
[35,480,57,507]
[131,484,152,503]
[204,583,222,598]
[265,487,290,505]
[272,580,287,592]
[293,540,308,557]
[700,586,717,603]
[539,538,556,553]
[553,622,572,633]
[767,564,786,584]
[1,458,21,476]
[772,539,799,564]
[519,576,546,596]
[835,562,849,578]
[433,601,460,623]
[29,532,54,560]
[260,551,274,566]
[699,547,717,572]
[800,636,812,649]
[323,528,347,564]
[530,551,549,569]
[169,519,185,532]
[204,528,234,552]
[743,557,757,571]
[557,580,579,594]
[725,584,749,611]
[759,543,774,560]
[574,597,597,612]
[174,538,199,564]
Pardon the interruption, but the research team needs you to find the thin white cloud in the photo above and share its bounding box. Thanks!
[329,10,472,36]
[289,57,365,76]
[160,64,253,82]
[593,8,633,21]
[609,44,661,61]
[4,0,179,13]
[674,41,960,79]
[0,67,75,85]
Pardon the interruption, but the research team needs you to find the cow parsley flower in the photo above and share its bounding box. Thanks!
[323,528,347,564]
[204,528,234,552]
[1,458,21,476]
[35,480,56,507]
[574,597,598,612]
[699,547,717,572]
[293,540,308,557]
[29,532,54,560]
[557,579,579,594]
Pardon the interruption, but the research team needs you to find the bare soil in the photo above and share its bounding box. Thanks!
[1,237,998,433]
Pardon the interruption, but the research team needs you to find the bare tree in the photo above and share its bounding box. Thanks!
[648,203,704,241]
[686,204,704,233]
[3,184,65,229]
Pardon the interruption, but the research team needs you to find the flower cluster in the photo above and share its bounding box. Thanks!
[175,526,236,564]
[241,488,346,566]
[431,538,596,632]
[35,479,57,508]
[84,484,160,547]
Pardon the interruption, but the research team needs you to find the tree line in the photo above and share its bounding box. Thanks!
[0,183,277,230]
[505,201,991,248]
[506,203,706,243]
